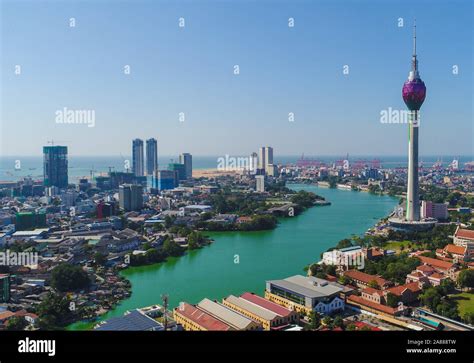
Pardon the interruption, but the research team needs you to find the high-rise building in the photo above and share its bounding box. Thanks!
[402,22,426,221]
[132,139,145,177]
[255,175,265,192]
[258,147,266,170]
[421,201,448,220]
[258,146,274,175]
[119,184,143,211]
[169,163,186,181]
[250,152,258,174]
[179,153,193,179]
[264,147,273,169]
[157,170,177,191]
[146,138,158,176]
[43,146,68,188]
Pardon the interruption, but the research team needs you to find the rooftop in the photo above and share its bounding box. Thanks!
[197,298,256,330]
[267,275,344,299]
[455,227,474,241]
[240,292,293,317]
[175,302,232,331]
[94,310,163,331]
[343,270,389,287]
[224,295,279,321]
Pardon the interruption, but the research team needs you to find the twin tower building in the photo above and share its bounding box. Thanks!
[132,138,192,182]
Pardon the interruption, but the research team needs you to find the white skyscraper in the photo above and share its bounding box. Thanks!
[255,175,265,192]
[132,139,145,177]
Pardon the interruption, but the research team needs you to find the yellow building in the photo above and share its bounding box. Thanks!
[173,302,233,331]
[222,295,284,330]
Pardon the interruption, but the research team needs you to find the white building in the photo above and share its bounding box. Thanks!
[322,246,364,270]
[255,175,265,192]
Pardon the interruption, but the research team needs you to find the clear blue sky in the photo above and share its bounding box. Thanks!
[0,0,472,157]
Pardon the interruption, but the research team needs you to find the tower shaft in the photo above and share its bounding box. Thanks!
[406,110,420,221]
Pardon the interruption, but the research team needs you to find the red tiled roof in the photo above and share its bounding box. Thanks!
[368,247,384,257]
[428,273,444,280]
[455,228,474,241]
[325,274,338,282]
[352,321,382,331]
[0,311,15,321]
[417,256,454,271]
[417,265,435,273]
[387,282,421,296]
[240,292,292,317]
[175,303,232,331]
[405,282,422,292]
[362,287,384,296]
[344,270,389,287]
[347,295,398,315]
[444,244,467,256]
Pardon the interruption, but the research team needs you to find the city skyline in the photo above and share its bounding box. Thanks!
[1,0,472,157]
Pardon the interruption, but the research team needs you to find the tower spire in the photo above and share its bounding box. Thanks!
[411,19,418,74]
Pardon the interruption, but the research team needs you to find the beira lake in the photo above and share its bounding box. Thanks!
[69,184,398,330]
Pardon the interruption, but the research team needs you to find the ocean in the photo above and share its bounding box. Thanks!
[0,155,471,183]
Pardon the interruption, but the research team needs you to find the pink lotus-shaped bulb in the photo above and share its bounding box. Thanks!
[402,79,426,111]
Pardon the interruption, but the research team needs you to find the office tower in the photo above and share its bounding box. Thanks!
[258,147,266,170]
[132,139,145,177]
[264,147,274,169]
[169,163,186,181]
[250,152,258,173]
[43,146,68,188]
[146,138,158,176]
[255,175,265,192]
[179,153,193,179]
[402,22,426,221]
[266,164,278,177]
[119,184,143,211]
[157,170,177,191]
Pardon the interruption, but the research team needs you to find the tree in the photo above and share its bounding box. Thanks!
[368,280,380,289]
[307,311,321,330]
[457,269,474,290]
[322,316,332,326]
[333,315,344,329]
[164,215,174,229]
[338,275,351,285]
[187,231,206,250]
[36,293,76,330]
[50,263,90,292]
[462,312,474,325]
[346,323,356,331]
[6,316,27,331]
[162,238,184,257]
[386,292,400,308]
[145,248,165,263]
[93,252,107,266]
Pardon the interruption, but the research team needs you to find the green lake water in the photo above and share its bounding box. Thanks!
[68,184,398,330]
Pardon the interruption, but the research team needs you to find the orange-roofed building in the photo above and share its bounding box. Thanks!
[436,244,469,263]
[173,302,233,331]
[385,282,421,304]
[343,270,392,290]
[453,226,474,258]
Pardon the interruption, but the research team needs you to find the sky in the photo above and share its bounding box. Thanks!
[0,0,472,157]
